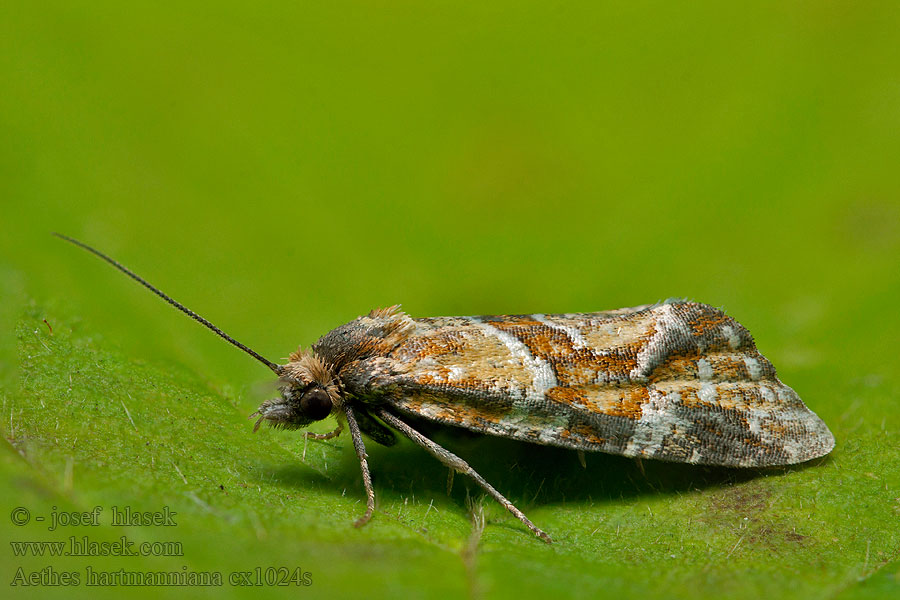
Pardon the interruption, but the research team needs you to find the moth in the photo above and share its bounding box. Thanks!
[55,233,835,543]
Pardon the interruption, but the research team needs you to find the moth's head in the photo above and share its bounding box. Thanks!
[252,383,336,431]
[251,349,340,432]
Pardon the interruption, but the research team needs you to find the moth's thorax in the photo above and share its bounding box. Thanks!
[311,305,415,369]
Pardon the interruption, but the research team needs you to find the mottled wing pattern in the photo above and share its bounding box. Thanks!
[378,301,834,467]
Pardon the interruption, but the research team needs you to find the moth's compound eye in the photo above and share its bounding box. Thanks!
[300,388,332,421]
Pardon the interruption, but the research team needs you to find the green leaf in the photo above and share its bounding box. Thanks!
[5,293,899,599]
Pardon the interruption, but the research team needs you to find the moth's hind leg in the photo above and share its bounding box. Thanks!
[373,407,552,544]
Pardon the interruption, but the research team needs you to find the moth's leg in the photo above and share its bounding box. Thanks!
[634,457,646,478]
[343,405,376,528]
[305,421,344,440]
[373,407,552,544]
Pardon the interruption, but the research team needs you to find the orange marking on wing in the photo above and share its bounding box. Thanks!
[546,385,647,420]
[650,351,772,384]
[469,406,508,425]
[486,321,566,355]
[648,351,699,382]
[593,346,640,379]
[657,381,774,413]
[413,370,450,386]
[707,356,749,380]
[433,406,467,425]
[761,420,788,436]
[676,386,705,409]
[402,394,425,412]
[686,308,732,336]
[404,331,467,359]
[592,386,647,420]
[401,392,508,427]
[560,422,606,445]
[412,371,504,394]
[487,320,642,384]
[553,362,599,385]
[545,386,588,406]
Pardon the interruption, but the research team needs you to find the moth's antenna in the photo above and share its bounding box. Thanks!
[53,232,284,375]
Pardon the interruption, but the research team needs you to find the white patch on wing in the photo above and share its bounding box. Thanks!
[416,402,443,421]
[532,313,589,350]
[625,390,690,457]
[747,408,764,435]
[493,401,568,444]
[699,383,717,404]
[697,358,714,381]
[743,356,762,380]
[632,303,692,379]
[721,325,741,350]
[471,317,558,400]
[447,365,466,381]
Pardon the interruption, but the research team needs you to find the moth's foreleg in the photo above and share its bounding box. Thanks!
[343,405,376,528]
[304,421,344,441]
[373,407,552,544]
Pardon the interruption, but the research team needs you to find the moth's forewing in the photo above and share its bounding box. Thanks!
[353,302,834,467]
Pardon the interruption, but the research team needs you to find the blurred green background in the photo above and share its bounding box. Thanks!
[2,2,899,599]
